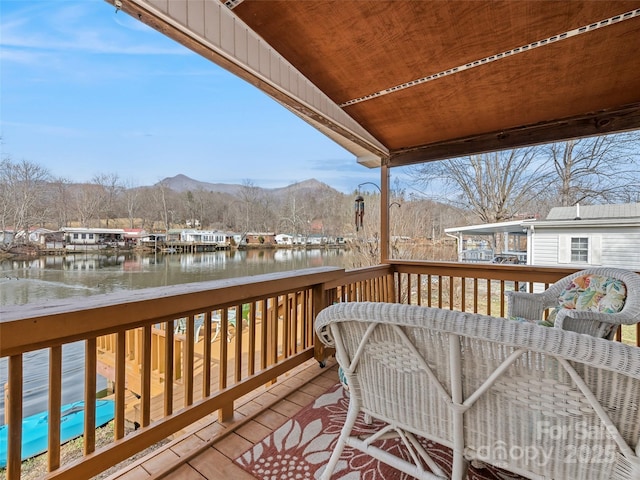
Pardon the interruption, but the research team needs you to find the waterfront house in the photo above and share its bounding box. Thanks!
[61,227,126,251]
[178,229,227,246]
[122,228,148,247]
[139,233,166,250]
[1,2,639,479]
[275,233,309,246]
[275,233,294,245]
[306,234,326,246]
[14,227,55,245]
[243,232,276,245]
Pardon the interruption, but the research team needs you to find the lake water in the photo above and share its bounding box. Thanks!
[0,248,354,423]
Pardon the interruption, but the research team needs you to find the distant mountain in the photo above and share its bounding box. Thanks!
[157,174,245,196]
[156,175,341,198]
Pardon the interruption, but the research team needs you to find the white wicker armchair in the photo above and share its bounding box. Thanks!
[505,267,640,339]
[315,302,640,480]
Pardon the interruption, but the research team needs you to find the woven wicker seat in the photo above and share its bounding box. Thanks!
[315,301,640,480]
[506,267,640,339]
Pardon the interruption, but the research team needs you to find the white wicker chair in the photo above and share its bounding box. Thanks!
[315,301,640,480]
[505,267,640,339]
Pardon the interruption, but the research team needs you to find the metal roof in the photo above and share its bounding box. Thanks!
[112,0,640,169]
[545,203,640,220]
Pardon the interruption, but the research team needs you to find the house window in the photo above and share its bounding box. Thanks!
[571,237,589,262]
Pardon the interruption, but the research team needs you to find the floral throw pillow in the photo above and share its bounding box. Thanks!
[547,274,627,328]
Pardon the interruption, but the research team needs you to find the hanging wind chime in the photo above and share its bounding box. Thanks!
[354,195,364,231]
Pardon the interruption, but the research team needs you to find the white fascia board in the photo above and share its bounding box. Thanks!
[127,0,388,166]
[444,220,527,235]
[522,219,640,228]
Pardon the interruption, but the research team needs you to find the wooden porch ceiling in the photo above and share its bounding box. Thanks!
[114,0,640,168]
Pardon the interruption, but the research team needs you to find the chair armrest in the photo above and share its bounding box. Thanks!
[556,309,636,326]
[505,291,545,320]
[554,310,629,338]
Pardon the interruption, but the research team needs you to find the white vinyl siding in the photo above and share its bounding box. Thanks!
[533,228,638,268]
[590,235,602,265]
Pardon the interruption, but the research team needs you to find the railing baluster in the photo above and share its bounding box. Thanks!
[48,346,62,471]
[271,296,279,363]
[84,338,97,455]
[260,299,268,370]
[486,279,492,315]
[235,305,243,382]
[6,354,23,480]
[461,277,466,312]
[141,325,152,428]
[449,276,454,310]
[164,322,174,416]
[297,293,304,350]
[473,278,479,313]
[282,296,288,357]
[115,331,126,439]
[219,309,229,390]
[248,302,257,374]
[202,311,212,398]
[185,315,195,407]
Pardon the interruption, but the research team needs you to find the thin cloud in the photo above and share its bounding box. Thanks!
[0,121,81,137]
[1,1,186,57]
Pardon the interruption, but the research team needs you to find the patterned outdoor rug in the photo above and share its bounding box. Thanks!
[235,383,525,479]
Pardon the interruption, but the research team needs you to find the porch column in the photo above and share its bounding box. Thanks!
[380,164,390,263]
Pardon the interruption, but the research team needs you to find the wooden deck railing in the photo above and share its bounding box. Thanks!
[388,261,640,344]
[1,262,638,479]
[0,267,344,480]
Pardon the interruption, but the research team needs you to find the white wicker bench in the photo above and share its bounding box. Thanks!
[315,302,640,480]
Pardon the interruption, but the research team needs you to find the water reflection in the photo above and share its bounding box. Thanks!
[0,248,352,307]
[0,248,353,422]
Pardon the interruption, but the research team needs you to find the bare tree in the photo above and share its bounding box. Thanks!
[120,179,140,229]
[92,173,123,227]
[411,147,549,223]
[238,180,262,233]
[151,180,175,231]
[48,177,73,229]
[546,132,640,206]
[0,158,51,244]
[72,183,103,227]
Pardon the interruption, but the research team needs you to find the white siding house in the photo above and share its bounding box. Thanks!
[179,229,226,245]
[523,203,640,269]
[62,228,126,250]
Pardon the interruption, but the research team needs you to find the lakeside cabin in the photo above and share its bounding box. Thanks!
[61,228,126,251]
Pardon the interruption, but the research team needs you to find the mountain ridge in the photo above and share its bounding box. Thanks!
[156,174,338,197]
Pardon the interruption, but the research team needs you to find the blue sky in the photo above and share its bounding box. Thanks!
[0,0,381,193]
